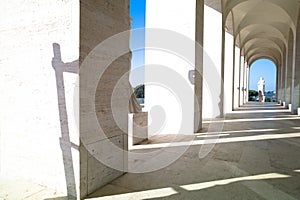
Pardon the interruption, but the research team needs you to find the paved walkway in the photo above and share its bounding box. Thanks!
[87,102,300,200]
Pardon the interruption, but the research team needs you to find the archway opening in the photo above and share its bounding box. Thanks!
[130,0,146,105]
[248,58,277,102]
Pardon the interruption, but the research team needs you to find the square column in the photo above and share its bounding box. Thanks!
[239,56,245,106]
[145,0,196,135]
[291,11,300,114]
[285,31,294,105]
[233,47,240,109]
[194,0,204,131]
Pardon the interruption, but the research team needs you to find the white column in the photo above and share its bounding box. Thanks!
[232,42,236,111]
[202,5,222,118]
[292,65,300,114]
[245,66,249,103]
[281,51,287,103]
[242,61,247,104]
[145,0,196,135]
[292,10,300,114]
[282,51,288,103]
[285,31,294,105]
[194,0,204,131]
[224,32,234,114]
[233,47,240,108]
[277,60,282,103]
[239,55,245,106]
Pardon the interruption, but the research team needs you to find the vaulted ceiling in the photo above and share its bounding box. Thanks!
[205,0,300,66]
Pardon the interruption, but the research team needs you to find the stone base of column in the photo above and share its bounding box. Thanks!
[298,108,300,116]
[128,112,148,146]
[283,102,286,108]
[288,104,292,112]
[278,100,282,105]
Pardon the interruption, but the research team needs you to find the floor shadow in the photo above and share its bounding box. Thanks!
[51,43,79,200]
[44,196,69,200]
[141,174,300,200]
[236,102,285,111]
[86,102,300,199]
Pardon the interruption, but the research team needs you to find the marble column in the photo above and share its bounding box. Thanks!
[277,57,283,103]
[234,46,240,109]
[194,0,204,131]
[285,31,294,105]
[232,41,236,110]
[292,11,300,114]
[80,0,131,197]
[245,66,249,103]
[238,54,243,106]
[281,48,287,102]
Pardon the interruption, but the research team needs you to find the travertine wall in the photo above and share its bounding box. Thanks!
[0,0,79,199]
[0,0,131,198]
[80,0,131,198]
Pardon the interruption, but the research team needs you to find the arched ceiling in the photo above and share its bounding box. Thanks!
[205,0,300,66]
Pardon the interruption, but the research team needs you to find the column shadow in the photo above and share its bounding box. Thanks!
[51,43,79,199]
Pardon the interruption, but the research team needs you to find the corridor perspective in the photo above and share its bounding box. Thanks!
[86,103,300,200]
[2,0,300,199]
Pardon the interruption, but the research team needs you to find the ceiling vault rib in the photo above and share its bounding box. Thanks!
[219,0,299,64]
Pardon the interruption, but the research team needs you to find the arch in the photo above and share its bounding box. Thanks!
[248,54,279,67]
[243,38,282,57]
[247,49,280,62]
[248,58,277,97]
[235,17,294,39]
[236,23,290,65]
[235,23,288,49]
[226,0,296,65]
[225,10,235,36]
[247,48,280,60]
[224,0,297,31]
[239,28,287,51]
[242,37,283,66]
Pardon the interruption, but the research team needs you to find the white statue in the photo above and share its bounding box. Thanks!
[257,77,265,102]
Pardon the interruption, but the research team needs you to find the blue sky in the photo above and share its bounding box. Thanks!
[129,0,145,87]
[249,59,276,91]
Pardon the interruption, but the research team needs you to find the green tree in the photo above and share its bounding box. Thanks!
[134,84,144,98]
[249,90,258,97]
[248,90,258,101]
[266,97,272,102]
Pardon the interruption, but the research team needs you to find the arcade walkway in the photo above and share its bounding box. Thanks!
[87,103,300,200]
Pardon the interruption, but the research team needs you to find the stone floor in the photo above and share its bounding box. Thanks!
[86,102,300,200]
